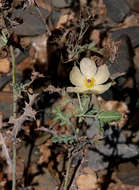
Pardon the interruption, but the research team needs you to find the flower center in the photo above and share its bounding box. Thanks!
[84,77,95,88]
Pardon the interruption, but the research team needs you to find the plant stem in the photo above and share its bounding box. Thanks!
[91,94,99,110]
[77,93,83,111]
[70,121,78,141]
[12,137,16,190]
[76,114,96,118]
[10,45,16,117]
[64,155,72,190]
[10,45,17,190]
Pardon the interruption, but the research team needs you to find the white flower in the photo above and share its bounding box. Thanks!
[67,58,112,94]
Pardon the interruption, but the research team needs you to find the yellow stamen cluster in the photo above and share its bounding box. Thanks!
[84,77,95,88]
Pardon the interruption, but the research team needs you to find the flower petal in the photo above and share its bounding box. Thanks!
[94,64,110,85]
[67,86,87,93]
[80,58,97,78]
[69,66,84,87]
[91,83,112,94]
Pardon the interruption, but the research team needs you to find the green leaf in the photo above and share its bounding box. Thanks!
[87,42,96,49]
[96,110,122,123]
[53,107,70,126]
[52,134,76,145]
[86,109,98,115]
[80,94,90,114]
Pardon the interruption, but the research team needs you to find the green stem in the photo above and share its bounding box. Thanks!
[77,93,83,111]
[10,45,16,117]
[70,121,78,141]
[64,156,72,190]
[10,45,17,190]
[91,94,99,110]
[76,114,96,118]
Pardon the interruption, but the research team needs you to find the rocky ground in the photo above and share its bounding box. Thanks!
[0,0,139,190]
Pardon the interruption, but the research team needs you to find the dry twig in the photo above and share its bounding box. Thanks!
[9,93,37,138]
[0,115,12,173]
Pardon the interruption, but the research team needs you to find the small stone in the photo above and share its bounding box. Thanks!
[76,167,97,190]
[11,6,49,36]
[109,35,132,74]
[134,47,139,89]
[86,127,139,171]
[103,0,130,23]
[108,35,133,89]
[0,58,10,73]
[116,162,139,185]
[32,170,58,190]
[0,92,13,119]
[126,0,139,12]
[111,26,139,48]
[51,0,72,8]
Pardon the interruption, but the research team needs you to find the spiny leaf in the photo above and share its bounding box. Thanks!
[96,110,122,123]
